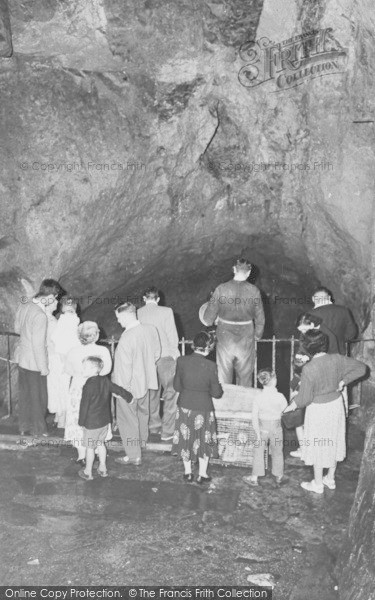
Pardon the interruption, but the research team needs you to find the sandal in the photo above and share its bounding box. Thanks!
[78,468,93,481]
[97,469,108,478]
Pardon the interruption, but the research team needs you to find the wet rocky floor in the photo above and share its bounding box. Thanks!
[0,418,365,600]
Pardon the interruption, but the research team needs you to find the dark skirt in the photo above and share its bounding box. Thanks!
[172,406,218,462]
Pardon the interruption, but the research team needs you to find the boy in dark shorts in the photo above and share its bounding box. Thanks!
[78,356,133,480]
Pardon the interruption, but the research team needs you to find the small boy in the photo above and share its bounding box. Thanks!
[78,356,133,480]
[243,369,287,486]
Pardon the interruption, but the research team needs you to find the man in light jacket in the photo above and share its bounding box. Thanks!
[14,279,61,436]
[112,302,161,465]
[138,286,180,441]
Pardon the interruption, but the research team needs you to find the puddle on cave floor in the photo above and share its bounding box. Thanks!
[0,418,365,598]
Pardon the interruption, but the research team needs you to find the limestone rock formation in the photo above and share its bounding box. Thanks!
[0,0,12,57]
[0,0,374,342]
[0,0,375,594]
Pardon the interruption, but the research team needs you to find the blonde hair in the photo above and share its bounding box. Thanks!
[78,321,99,345]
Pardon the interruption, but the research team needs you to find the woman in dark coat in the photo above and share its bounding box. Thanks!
[284,330,366,494]
[172,332,223,483]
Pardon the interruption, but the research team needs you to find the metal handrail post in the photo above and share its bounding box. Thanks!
[272,335,276,373]
[7,334,12,416]
[289,335,295,401]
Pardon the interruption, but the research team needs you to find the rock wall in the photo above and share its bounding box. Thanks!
[0,0,373,343]
[0,0,375,593]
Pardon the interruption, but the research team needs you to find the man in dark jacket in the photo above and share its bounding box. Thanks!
[203,258,265,387]
[311,287,357,355]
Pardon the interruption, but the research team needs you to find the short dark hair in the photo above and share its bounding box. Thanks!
[115,302,136,314]
[312,286,333,301]
[60,295,78,311]
[234,258,252,271]
[35,279,62,299]
[143,286,159,300]
[83,356,104,372]
[301,330,329,355]
[192,331,211,351]
[296,312,322,328]
[257,368,275,386]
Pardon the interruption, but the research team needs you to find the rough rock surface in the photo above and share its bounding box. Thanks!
[0,0,374,341]
[0,0,12,57]
[0,0,375,592]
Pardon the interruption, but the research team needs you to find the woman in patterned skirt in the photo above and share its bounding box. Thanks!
[284,330,366,494]
[172,331,223,484]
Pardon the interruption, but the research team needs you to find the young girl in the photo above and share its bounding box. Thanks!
[171,332,223,483]
[52,296,80,356]
[45,297,65,425]
[243,369,287,486]
[49,296,80,428]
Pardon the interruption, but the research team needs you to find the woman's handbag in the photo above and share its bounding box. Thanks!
[282,406,305,429]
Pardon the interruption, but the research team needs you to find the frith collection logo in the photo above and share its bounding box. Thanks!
[238,28,347,91]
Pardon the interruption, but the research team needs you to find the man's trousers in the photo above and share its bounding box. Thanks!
[216,322,256,387]
[116,391,150,460]
[18,367,48,435]
[149,356,178,437]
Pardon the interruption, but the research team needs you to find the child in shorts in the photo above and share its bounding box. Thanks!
[243,369,287,486]
[78,356,133,480]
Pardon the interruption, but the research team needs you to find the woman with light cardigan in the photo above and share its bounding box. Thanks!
[284,330,366,494]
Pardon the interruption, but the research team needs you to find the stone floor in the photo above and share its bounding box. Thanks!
[0,416,365,600]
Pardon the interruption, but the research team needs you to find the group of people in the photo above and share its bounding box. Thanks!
[13,258,368,491]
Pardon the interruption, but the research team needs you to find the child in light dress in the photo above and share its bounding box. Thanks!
[243,369,287,486]
[50,296,80,427]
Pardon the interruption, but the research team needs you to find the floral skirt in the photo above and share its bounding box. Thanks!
[171,406,218,462]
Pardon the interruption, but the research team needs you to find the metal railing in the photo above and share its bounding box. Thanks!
[0,331,372,418]
[0,331,19,417]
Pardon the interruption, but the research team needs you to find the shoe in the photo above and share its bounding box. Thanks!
[322,476,336,490]
[242,476,259,486]
[161,435,174,442]
[290,449,302,458]
[183,473,194,483]
[97,468,108,478]
[275,476,283,484]
[78,469,93,481]
[115,456,142,466]
[196,475,212,484]
[74,458,86,466]
[301,480,324,494]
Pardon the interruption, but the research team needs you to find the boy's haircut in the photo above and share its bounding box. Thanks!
[115,302,136,314]
[83,356,104,372]
[60,295,78,311]
[257,368,274,386]
[296,312,322,328]
[143,286,159,300]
